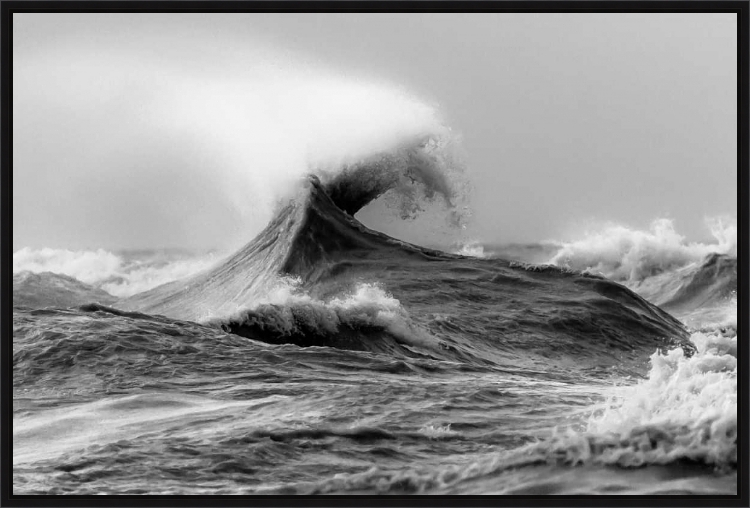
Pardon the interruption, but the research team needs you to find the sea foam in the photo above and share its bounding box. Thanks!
[12,247,220,298]
[209,278,440,352]
[554,315,738,469]
[19,32,469,250]
[548,217,736,282]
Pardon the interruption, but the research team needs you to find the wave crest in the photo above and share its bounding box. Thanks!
[209,280,441,355]
[548,217,736,282]
[317,135,471,234]
[574,327,738,469]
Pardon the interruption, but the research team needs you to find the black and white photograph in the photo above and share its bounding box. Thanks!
[6,6,745,499]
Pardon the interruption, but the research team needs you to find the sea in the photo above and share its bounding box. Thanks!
[12,139,738,496]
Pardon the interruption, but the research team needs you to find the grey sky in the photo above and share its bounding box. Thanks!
[14,13,737,250]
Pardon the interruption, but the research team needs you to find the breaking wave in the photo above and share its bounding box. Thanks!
[111,159,689,374]
[209,280,441,356]
[548,217,736,282]
[12,247,220,298]
[12,23,739,497]
[579,330,737,468]
[276,322,737,495]
[119,136,471,323]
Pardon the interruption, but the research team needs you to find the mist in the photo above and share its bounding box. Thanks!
[14,13,737,251]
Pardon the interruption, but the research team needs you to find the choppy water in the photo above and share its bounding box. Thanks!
[13,141,738,496]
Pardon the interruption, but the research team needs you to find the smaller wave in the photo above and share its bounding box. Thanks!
[209,280,441,355]
[452,241,489,258]
[13,271,117,308]
[291,325,736,495]
[12,247,220,298]
[624,254,736,327]
[417,423,461,440]
[548,217,736,283]
[573,326,737,469]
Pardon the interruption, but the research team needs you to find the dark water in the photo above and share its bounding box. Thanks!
[13,151,737,495]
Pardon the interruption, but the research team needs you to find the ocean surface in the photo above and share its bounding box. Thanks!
[13,140,738,495]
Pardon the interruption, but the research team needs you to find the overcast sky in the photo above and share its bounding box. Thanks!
[14,13,737,251]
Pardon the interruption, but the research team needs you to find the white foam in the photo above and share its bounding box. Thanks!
[453,240,488,258]
[18,34,468,249]
[548,217,736,282]
[678,295,738,331]
[217,279,439,351]
[13,247,220,298]
[418,423,459,440]
[561,327,739,468]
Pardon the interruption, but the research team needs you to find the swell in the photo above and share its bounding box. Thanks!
[118,156,690,368]
[13,303,455,401]
[13,302,731,495]
[548,217,736,283]
[212,289,453,362]
[120,172,460,321]
[13,271,118,309]
[626,253,737,320]
[658,253,736,314]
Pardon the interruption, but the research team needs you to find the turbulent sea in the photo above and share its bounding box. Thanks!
[12,140,738,496]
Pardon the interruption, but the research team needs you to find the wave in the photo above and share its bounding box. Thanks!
[13,302,456,400]
[457,242,563,264]
[12,248,220,298]
[548,217,736,283]
[209,281,444,358]
[581,330,737,467]
[274,325,736,495]
[504,324,738,481]
[547,218,737,326]
[20,33,472,251]
[13,297,732,495]
[317,135,469,224]
[121,140,468,321]
[452,240,489,258]
[13,271,117,308]
[117,148,692,373]
[629,253,737,319]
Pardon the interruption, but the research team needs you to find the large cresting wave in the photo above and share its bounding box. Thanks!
[121,135,469,321]
[120,139,690,370]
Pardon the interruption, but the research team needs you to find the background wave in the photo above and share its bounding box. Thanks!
[548,217,736,282]
[13,247,220,298]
